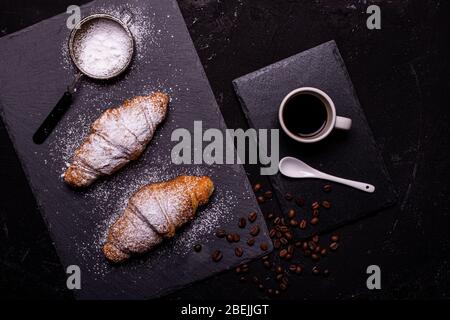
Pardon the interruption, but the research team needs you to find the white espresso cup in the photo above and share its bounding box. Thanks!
[279,87,352,143]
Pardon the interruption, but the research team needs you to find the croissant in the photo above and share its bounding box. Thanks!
[64,92,169,187]
[103,175,214,263]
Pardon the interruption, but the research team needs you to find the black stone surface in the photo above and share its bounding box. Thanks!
[233,40,397,238]
[1,0,450,300]
[0,0,271,299]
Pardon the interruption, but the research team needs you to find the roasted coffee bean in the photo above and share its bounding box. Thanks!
[280,218,287,226]
[273,217,281,225]
[299,219,307,229]
[314,246,321,253]
[267,213,274,220]
[279,249,288,258]
[289,219,298,227]
[235,267,242,274]
[295,241,302,248]
[263,261,271,269]
[295,265,303,274]
[279,226,289,233]
[276,231,282,238]
[287,245,294,254]
[247,238,255,246]
[323,269,330,277]
[274,239,281,249]
[312,266,320,275]
[279,283,287,291]
[275,289,280,296]
[323,184,332,192]
[226,234,234,243]
[285,254,292,260]
[308,241,317,251]
[275,265,284,274]
[320,248,328,256]
[238,217,247,228]
[250,225,260,236]
[280,237,288,245]
[295,197,305,207]
[311,202,320,210]
[322,200,331,209]
[241,264,249,272]
[312,209,319,217]
[269,228,276,238]
[248,211,257,223]
[260,242,269,251]
[310,217,319,225]
[329,242,339,251]
[287,209,296,218]
[235,247,244,257]
[215,229,227,238]
[232,233,241,242]
[285,231,294,241]
[252,276,260,284]
[311,253,320,261]
[257,196,265,203]
[258,284,264,291]
[289,264,297,273]
[239,276,246,282]
[312,235,319,243]
[212,250,223,262]
[194,244,202,252]
[263,190,273,199]
[304,250,311,257]
[331,234,340,242]
[285,192,293,201]
[276,274,283,281]
[261,255,269,261]
[302,242,308,251]
[267,288,274,295]
[253,183,262,192]
[281,277,289,285]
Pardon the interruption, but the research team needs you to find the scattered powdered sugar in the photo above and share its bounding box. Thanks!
[73,19,132,77]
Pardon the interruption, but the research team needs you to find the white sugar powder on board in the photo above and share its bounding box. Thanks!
[74,19,132,77]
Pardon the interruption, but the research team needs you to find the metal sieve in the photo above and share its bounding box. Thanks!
[33,13,135,144]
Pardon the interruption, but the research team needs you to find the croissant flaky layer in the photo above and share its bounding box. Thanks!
[103,175,214,263]
[64,92,169,187]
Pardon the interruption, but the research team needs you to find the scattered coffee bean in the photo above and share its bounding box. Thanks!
[299,219,307,229]
[329,242,339,251]
[275,231,282,238]
[279,283,287,291]
[258,284,264,291]
[273,217,281,225]
[260,242,269,251]
[312,209,319,217]
[275,265,284,274]
[235,247,244,257]
[289,219,298,227]
[276,274,284,281]
[323,184,332,192]
[194,244,202,252]
[263,190,273,199]
[215,229,227,238]
[267,288,274,295]
[285,192,293,201]
[287,245,294,254]
[280,218,287,226]
[320,248,328,256]
[310,217,319,225]
[263,261,271,269]
[232,233,241,242]
[239,276,246,282]
[281,277,289,285]
[308,241,317,251]
[279,249,288,258]
[302,242,308,250]
[247,238,255,246]
[274,239,281,249]
[295,265,303,274]
[286,254,293,260]
[250,225,260,237]
[295,196,305,207]
[287,209,296,218]
[311,253,320,261]
[312,235,319,243]
[248,211,257,223]
[235,267,242,274]
[295,241,302,247]
[285,231,294,241]
[257,196,265,203]
[252,276,260,284]
[238,217,247,228]
[280,237,288,245]
[226,234,234,243]
[331,234,340,242]
[311,202,320,210]
[323,269,330,277]
[261,255,269,261]
[267,213,274,220]
[269,228,276,238]
[289,264,297,273]
[212,250,223,262]
[241,264,249,272]
[314,246,321,253]
[303,250,311,257]
[275,289,280,296]
[279,226,289,233]
[253,183,262,192]
[322,200,331,209]
[312,266,320,275]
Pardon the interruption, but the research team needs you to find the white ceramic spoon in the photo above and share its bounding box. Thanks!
[279,157,375,193]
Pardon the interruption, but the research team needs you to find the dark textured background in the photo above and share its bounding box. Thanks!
[1,0,449,299]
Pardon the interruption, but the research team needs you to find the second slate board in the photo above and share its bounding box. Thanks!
[233,41,397,238]
[0,0,272,299]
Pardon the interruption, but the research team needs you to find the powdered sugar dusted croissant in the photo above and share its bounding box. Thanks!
[64,92,169,187]
[103,176,214,263]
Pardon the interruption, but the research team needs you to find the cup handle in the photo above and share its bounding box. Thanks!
[335,116,352,130]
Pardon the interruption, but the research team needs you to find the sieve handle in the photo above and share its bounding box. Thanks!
[32,91,73,144]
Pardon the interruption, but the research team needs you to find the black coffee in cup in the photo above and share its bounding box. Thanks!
[282,93,328,137]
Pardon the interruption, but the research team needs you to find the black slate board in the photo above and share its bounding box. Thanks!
[233,41,397,238]
[0,0,272,299]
